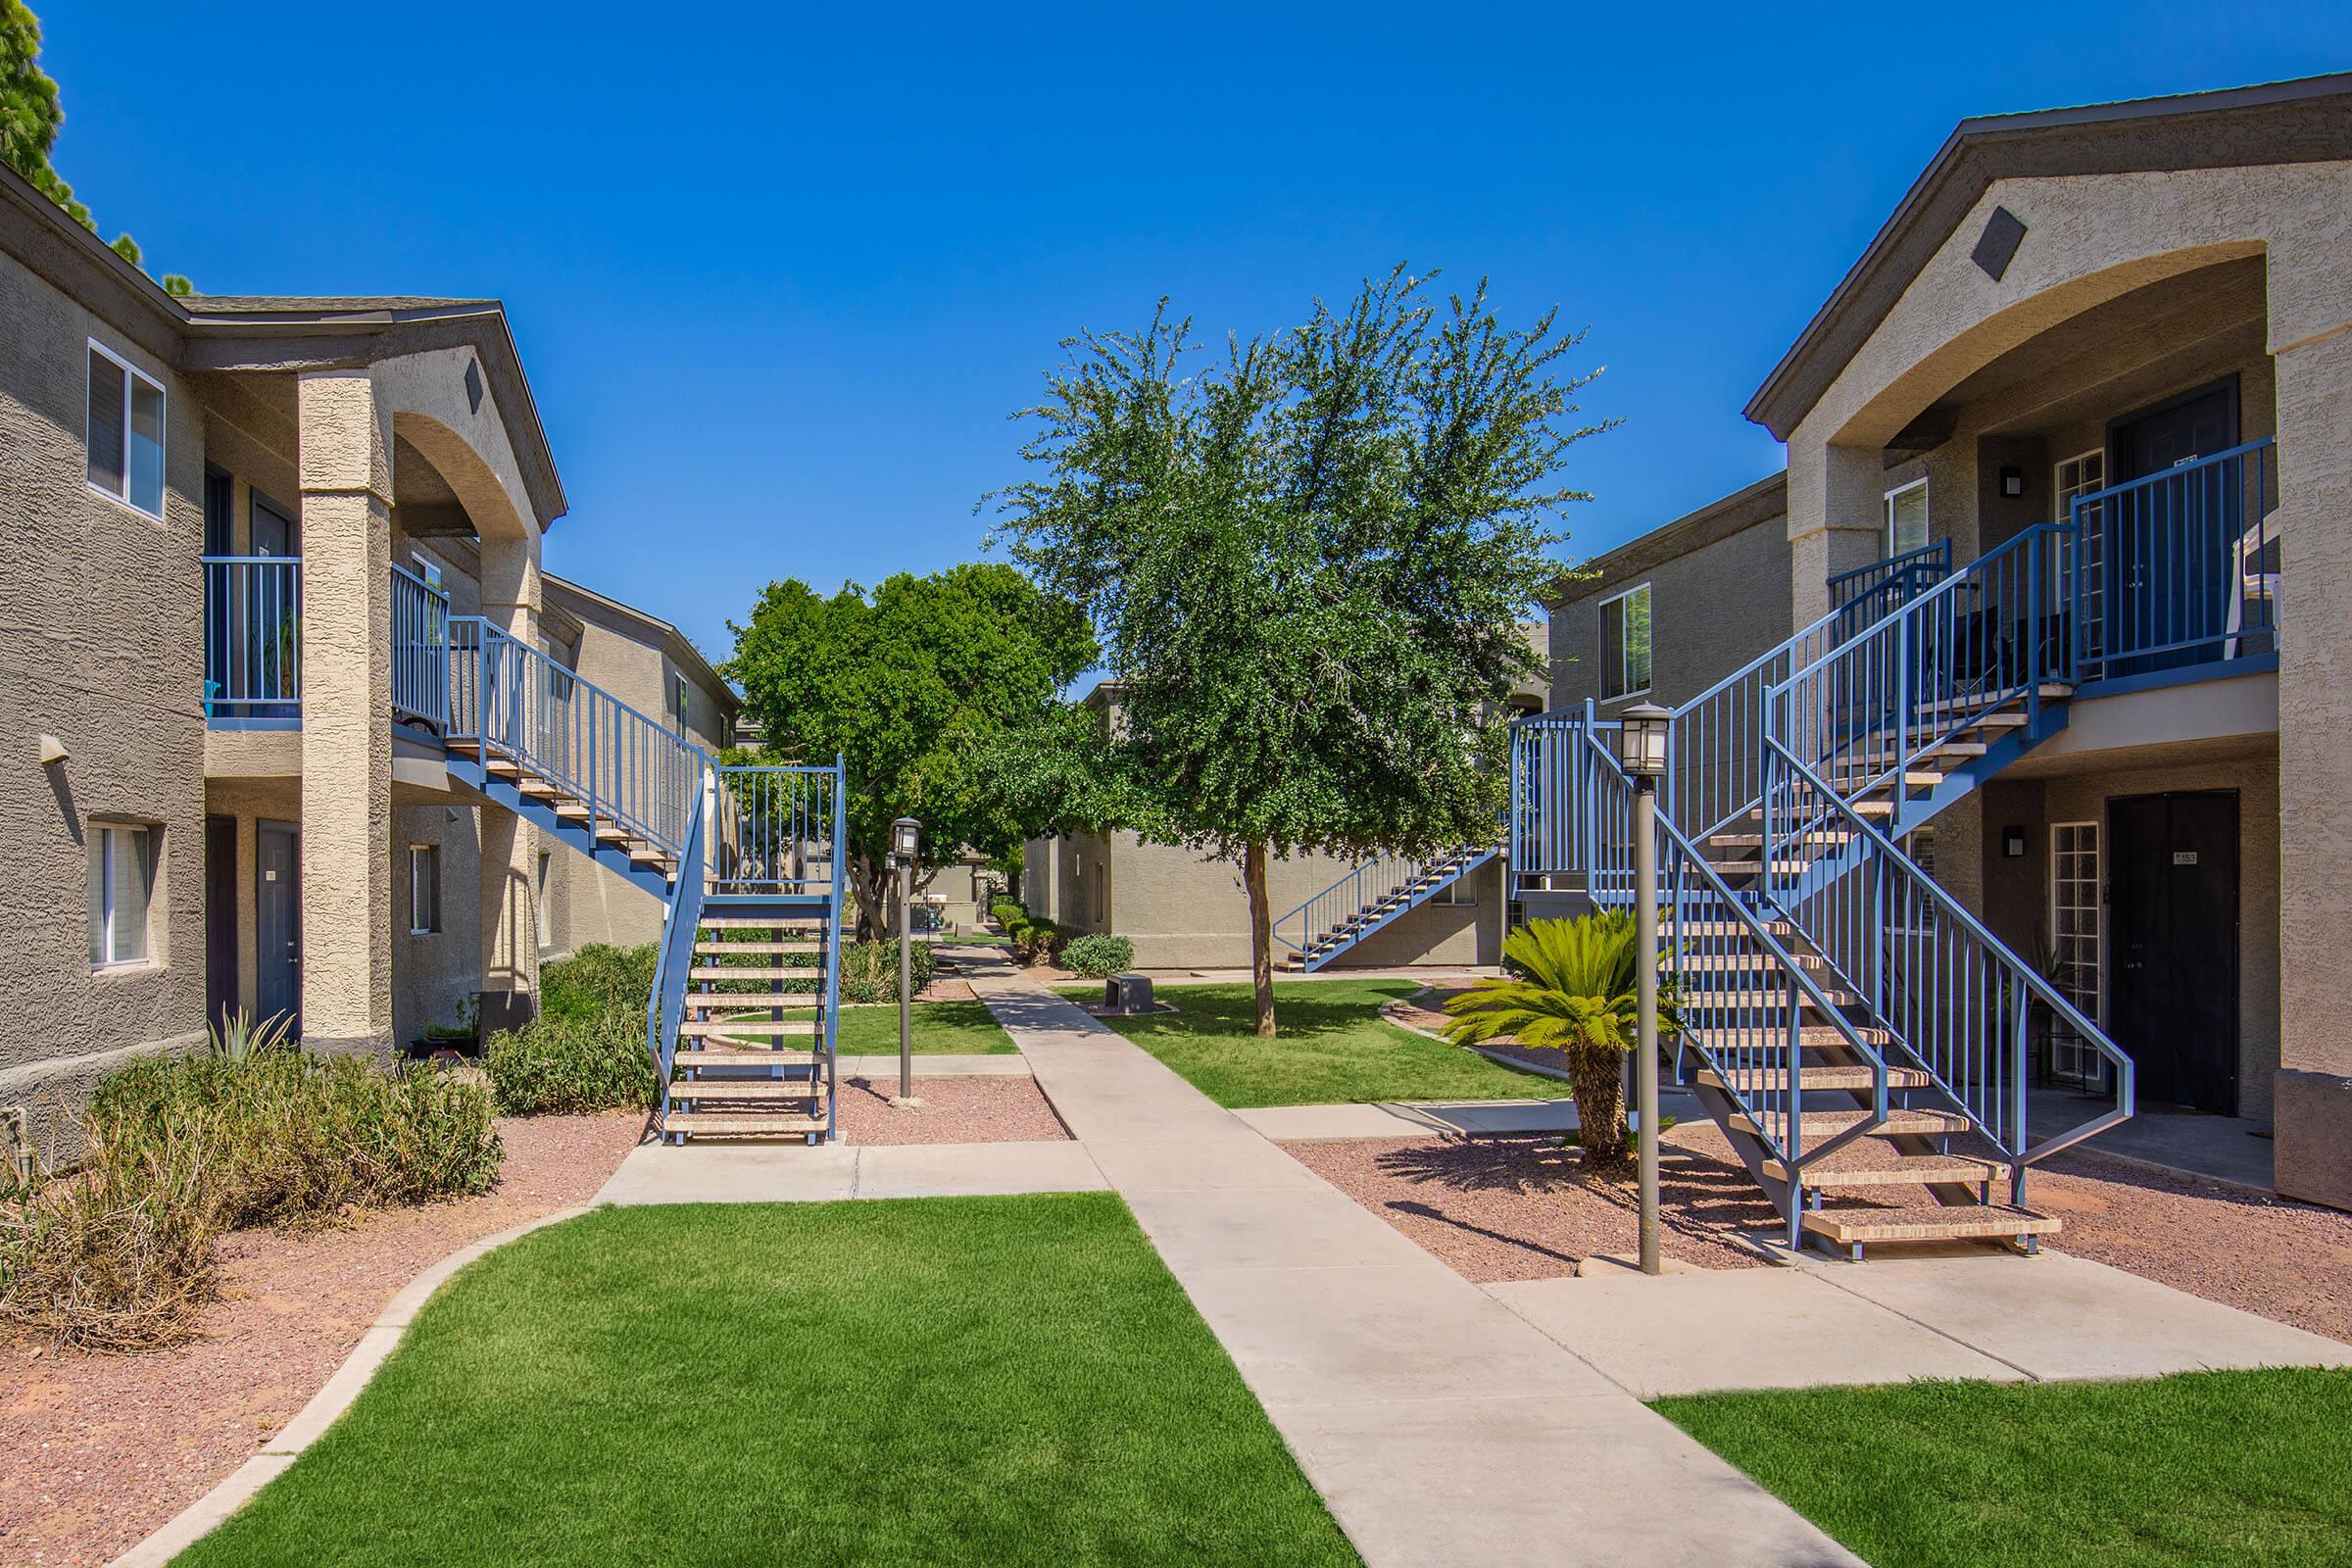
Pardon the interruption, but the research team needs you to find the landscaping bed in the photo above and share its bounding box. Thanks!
[1063,980,1564,1108]
[0,1110,644,1568]
[168,1196,1358,1566]
[1655,1368,2352,1568]
[835,1075,1068,1145]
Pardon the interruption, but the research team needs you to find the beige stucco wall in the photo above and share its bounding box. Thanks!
[1026,830,1501,971]
[1550,508,1792,715]
[0,248,210,1154]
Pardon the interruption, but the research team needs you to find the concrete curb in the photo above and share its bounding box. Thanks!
[109,1204,594,1568]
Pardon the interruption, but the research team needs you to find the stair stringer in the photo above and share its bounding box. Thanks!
[444,758,677,900]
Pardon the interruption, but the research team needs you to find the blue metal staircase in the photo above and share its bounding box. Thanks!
[1508,440,2278,1255]
[1274,844,1499,972]
[441,617,848,1145]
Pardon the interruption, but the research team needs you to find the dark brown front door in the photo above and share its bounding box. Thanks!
[2107,790,2237,1113]
[2106,379,2239,674]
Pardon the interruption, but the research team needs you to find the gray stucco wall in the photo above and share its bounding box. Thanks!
[0,247,209,1153]
[1548,509,1793,714]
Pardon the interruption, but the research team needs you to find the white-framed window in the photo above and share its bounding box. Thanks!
[88,822,157,967]
[408,844,442,935]
[673,673,691,723]
[1435,874,1478,907]
[1598,582,1652,701]
[2049,820,2103,1084]
[1886,477,1930,557]
[535,851,554,948]
[411,553,444,592]
[2054,451,2108,655]
[87,341,167,517]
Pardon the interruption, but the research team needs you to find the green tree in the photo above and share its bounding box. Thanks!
[727,563,1096,939]
[993,267,1607,1035]
[2,3,189,294]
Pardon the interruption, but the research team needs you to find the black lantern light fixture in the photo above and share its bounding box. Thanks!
[891,815,921,863]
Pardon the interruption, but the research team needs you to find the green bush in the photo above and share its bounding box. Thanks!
[1004,915,1071,965]
[837,939,936,1004]
[990,897,1027,926]
[1060,934,1136,978]
[482,1011,659,1115]
[482,944,662,1114]
[4,1046,503,1350]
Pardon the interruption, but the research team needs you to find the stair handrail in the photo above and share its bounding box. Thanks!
[821,753,847,1143]
[1271,844,1489,960]
[448,616,708,857]
[1768,522,2072,834]
[646,764,711,1094]
[1555,714,1892,1208]
[1760,733,2134,1189]
[1827,537,1952,621]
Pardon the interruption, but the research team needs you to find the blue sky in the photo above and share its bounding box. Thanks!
[44,2,2350,663]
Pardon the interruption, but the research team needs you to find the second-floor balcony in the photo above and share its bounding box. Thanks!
[202,557,454,731]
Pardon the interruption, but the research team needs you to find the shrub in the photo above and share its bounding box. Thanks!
[836,939,936,1004]
[538,943,657,1023]
[990,897,1027,926]
[1060,934,1136,978]
[3,1048,503,1350]
[482,1011,659,1115]
[1004,916,1071,965]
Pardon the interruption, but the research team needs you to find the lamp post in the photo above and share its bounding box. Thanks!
[1616,703,1671,1276]
[891,815,921,1105]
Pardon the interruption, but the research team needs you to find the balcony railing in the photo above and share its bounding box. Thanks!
[2070,437,2277,682]
[202,555,301,726]
[390,564,452,728]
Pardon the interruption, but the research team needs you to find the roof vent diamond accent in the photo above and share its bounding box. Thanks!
[464,357,484,415]
[1971,206,2027,281]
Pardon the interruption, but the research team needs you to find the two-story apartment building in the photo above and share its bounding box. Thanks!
[1546,75,2351,1208]
[0,158,734,1158]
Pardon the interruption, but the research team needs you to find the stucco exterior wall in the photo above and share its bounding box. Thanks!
[1548,508,1791,713]
[0,248,209,1153]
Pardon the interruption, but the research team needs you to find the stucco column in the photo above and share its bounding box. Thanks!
[2273,318,2352,1207]
[1785,430,1886,627]
[477,532,544,1032]
[297,370,394,1056]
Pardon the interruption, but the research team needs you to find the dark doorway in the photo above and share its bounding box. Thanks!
[2106,378,2238,675]
[204,815,238,1035]
[2107,790,2237,1113]
[256,820,301,1036]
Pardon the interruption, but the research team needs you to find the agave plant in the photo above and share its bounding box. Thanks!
[206,1009,295,1066]
[1442,912,1678,1180]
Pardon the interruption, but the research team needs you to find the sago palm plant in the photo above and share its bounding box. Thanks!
[1442,912,1678,1180]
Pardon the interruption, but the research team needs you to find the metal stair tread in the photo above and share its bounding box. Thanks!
[688,965,817,981]
[667,1080,827,1102]
[1694,1063,1936,1093]
[1762,1152,2005,1188]
[674,1046,820,1065]
[662,1110,829,1136]
[1727,1106,1972,1139]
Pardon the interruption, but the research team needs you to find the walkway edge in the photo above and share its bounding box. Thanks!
[108,1204,594,1568]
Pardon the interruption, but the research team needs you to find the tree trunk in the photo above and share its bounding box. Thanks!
[1565,1045,1634,1179]
[1244,842,1277,1038]
[851,854,891,943]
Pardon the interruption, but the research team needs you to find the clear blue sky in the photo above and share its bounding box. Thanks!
[45,2,2349,663]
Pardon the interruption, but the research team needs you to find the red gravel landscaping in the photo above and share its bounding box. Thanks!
[835,1073,1069,1145]
[1285,1119,2352,1346]
[0,1111,646,1568]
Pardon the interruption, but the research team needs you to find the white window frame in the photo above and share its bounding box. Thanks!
[2048,819,2104,1084]
[2053,450,2108,654]
[1885,476,1930,557]
[86,339,168,519]
[88,821,157,969]
[535,850,554,948]
[408,843,442,936]
[1597,581,1653,703]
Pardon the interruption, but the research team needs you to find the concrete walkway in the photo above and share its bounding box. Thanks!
[969,964,1863,1568]
[596,1138,1103,1204]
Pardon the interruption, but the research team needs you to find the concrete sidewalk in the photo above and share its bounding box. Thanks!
[596,1138,1103,1205]
[971,960,1863,1568]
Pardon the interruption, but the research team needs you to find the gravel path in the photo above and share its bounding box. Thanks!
[0,1111,646,1568]
[834,1074,1069,1145]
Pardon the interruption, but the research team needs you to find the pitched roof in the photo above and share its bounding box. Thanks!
[1745,74,2352,440]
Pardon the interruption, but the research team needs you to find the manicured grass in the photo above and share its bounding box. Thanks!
[1653,1370,2352,1568]
[178,1197,1357,1567]
[832,999,1019,1054]
[939,931,1009,947]
[1060,980,1561,1109]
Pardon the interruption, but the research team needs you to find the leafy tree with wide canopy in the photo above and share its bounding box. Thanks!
[727,563,1096,940]
[992,267,1608,1035]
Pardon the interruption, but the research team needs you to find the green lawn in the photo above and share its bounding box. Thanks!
[1060,980,1562,1109]
[178,1197,1357,1567]
[1654,1370,2352,1568]
[832,999,1019,1054]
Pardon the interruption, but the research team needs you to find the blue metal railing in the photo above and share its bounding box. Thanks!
[647,765,710,1107]
[712,764,843,896]
[448,617,705,857]
[2071,437,2277,680]
[389,563,451,727]
[202,555,301,722]
[1273,845,1492,965]
[1828,538,1951,629]
[1759,736,2133,1194]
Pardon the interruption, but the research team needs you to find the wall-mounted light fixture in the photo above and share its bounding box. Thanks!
[1999,466,2026,499]
[37,734,69,767]
[2003,825,2028,858]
